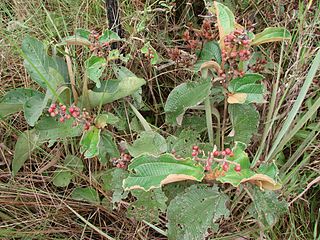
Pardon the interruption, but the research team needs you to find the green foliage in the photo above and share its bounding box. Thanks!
[251,27,291,45]
[127,131,167,157]
[248,186,288,228]
[52,155,84,187]
[0,89,44,118]
[12,130,40,176]
[128,188,167,223]
[83,68,146,108]
[167,185,229,240]
[71,187,100,204]
[228,74,265,104]
[228,104,259,144]
[164,79,211,125]
[98,131,120,164]
[101,168,128,206]
[123,154,205,191]
[80,126,101,158]
[85,56,107,88]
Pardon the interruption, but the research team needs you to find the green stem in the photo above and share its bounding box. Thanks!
[204,97,214,145]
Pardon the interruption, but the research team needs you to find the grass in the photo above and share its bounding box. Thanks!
[0,0,319,239]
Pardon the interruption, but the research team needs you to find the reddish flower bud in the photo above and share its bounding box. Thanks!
[48,107,54,113]
[69,107,75,113]
[225,148,232,155]
[230,51,237,58]
[191,151,198,157]
[60,105,67,111]
[50,112,56,117]
[66,114,71,119]
[221,150,226,156]
[192,145,199,151]
[235,164,241,172]
[222,162,229,172]
[59,117,65,123]
[213,151,220,157]
[50,103,56,109]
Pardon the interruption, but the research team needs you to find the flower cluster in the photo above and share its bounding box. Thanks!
[111,153,132,169]
[190,146,241,173]
[48,103,93,130]
[89,30,111,57]
[144,47,156,60]
[249,58,267,72]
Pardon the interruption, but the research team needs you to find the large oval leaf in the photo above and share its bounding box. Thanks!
[12,129,40,176]
[211,1,235,45]
[228,104,259,144]
[251,27,291,45]
[123,154,205,191]
[164,79,211,125]
[83,77,146,108]
[167,185,229,240]
[127,131,167,157]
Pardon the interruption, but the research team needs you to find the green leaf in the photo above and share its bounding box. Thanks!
[22,36,51,88]
[248,186,288,228]
[228,74,265,104]
[99,131,120,164]
[128,188,168,223]
[141,42,159,65]
[164,79,211,125]
[75,28,91,39]
[195,41,222,71]
[23,92,46,126]
[83,77,146,108]
[52,155,84,187]
[228,104,259,144]
[212,2,235,42]
[71,187,100,204]
[123,154,205,191]
[80,126,101,158]
[99,30,121,43]
[251,27,291,46]
[52,171,72,187]
[127,131,167,157]
[12,130,40,176]
[85,56,107,88]
[101,168,128,206]
[167,185,229,240]
[95,113,119,129]
[167,129,201,158]
[0,89,43,117]
[35,117,83,141]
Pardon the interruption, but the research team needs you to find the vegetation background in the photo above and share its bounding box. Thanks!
[0,0,319,239]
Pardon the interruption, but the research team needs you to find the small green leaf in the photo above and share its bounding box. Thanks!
[167,185,230,240]
[195,41,222,71]
[99,30,121,43]
[128,188,167,223]
[123,153,205,191]
[83,77,146,108]
[12,130,40,176]
[85,56,107,88]
[228,74,265,104]
[99,131,120,164]
[164,79,211,125]
[211,2,235,42]
[71,187,100,204]
[23,92,46,126]
[95,113,119,129]
[0,89,44,117]
[228,104,259,144]
[35,117,83,141]
[101,168,128,206]
[248,186,288,228]
[52,155,84,187]
[251,27,291,45]
[127,131,167,157]
[80,126,101,158]
[141,42,159,65]
[52,171,73,187]
[75,28,91,39]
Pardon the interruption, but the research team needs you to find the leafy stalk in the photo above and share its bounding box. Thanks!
[204,97,214,144]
